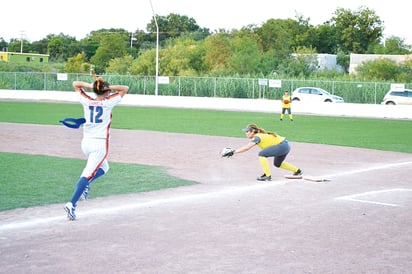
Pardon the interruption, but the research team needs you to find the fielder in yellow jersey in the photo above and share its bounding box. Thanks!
[231,124,302,181]
[280,90,293,121]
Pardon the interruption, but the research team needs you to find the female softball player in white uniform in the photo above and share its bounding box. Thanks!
[65,77,129,220]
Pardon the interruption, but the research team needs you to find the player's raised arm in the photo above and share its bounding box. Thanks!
[73,81,93,92]
[109,85,129,97]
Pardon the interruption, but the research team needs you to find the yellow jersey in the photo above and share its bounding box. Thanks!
[282,95,291,108]
[252,133,286,149]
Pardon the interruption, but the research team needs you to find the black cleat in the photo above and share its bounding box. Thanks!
[293,169,303,176]
[257,174,272,181]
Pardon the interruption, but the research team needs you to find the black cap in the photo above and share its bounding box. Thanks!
[242,127,253,132]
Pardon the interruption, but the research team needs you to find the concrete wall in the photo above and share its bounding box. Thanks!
[0,89,411,120]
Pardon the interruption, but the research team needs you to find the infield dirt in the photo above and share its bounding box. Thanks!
[1,122,412,273]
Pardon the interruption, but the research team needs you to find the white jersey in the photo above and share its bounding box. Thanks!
[78,88,122,139]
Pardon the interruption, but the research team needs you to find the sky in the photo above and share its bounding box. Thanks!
[1,0,410,45]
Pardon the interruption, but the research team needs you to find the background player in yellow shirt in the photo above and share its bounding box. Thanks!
[280,90,293,121]
[225,124,302,181]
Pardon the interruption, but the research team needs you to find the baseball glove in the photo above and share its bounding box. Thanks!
[221,147,235,158]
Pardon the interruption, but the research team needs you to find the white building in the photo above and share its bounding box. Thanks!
[349,53,412,74]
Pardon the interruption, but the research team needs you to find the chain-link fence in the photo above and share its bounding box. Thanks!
[0,72,407,104]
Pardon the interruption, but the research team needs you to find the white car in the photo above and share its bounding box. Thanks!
[291,87,344,103]
[381,89,412,105]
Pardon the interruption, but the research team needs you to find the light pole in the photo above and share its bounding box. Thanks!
[149,0,159,96]
[130,32,137,57]
[20,31,25,53]
[130,32,134,52]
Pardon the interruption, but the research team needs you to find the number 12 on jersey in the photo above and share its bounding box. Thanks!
[89,106,103,123]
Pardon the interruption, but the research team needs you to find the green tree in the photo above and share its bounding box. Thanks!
[90,33,128,73]
[0,37,8,52]
[106,55,133,75]
[397,58,412,82]
[129,29,147,56]
[130,49,156,75]
[278,47,318,78]
[46,33,78,61]
[331,6,383,53]
[256,19,294,57]
[132,30,155,52]
[7,38,29,53]
[382,36,411,54]
[160,40,196,76]
[203,32,232,74]
[307,24,339,54]
[77,37,100,61]
[226,34,262,74]
[257,49,281,76]
[146,13,209,42]
[48,37,65,61]
[336,50,350,73]
[176,38,206,74]
[30,39,49,55]
[289,14,313,50]
[367,36,412,55]
[151,37,205,76]
[355,58,400,81]
[65,52,90,73]
[84,29,130,61]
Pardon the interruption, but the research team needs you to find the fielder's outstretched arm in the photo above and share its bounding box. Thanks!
[234,142,256,155]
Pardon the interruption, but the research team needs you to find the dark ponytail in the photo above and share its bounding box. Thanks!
[247,124,278,137]
[93,77,110,95]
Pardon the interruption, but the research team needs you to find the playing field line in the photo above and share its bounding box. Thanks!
[320,160,412,179]
[335,188,412,207]
[1,160,411,232]
[0,181,289,232]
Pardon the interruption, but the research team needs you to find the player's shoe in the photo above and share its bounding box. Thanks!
[257,174,272,181]
[64,202,76,221]
[79,185,89,201]
[293,169,303,176]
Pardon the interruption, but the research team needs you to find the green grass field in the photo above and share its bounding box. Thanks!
[1,101,411,211]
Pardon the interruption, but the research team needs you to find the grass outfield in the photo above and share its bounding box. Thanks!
[1,101,411,152]
[1,101,411,211]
